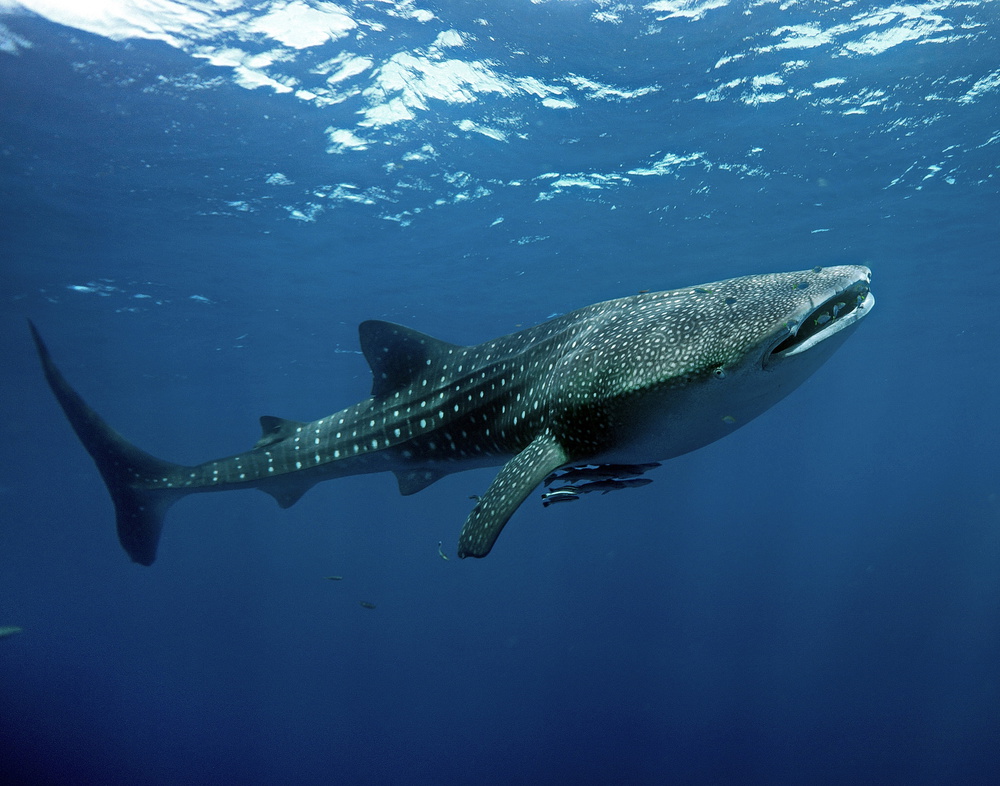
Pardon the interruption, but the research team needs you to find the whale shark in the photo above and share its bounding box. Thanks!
[31,265,873,565]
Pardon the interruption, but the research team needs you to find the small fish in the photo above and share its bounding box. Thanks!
[544,462,661,486]
[541,487,581,507]
[544,467,608,486]
[574,478,654,495]
[324,576,344,581]
[437,541,449,561]
[359,601,377,610]
[0,626,24,638]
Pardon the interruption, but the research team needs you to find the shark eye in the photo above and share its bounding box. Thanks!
[712,367,727,379]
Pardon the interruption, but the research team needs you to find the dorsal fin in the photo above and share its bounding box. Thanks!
[358,320,463,398]
[254,415,307,450]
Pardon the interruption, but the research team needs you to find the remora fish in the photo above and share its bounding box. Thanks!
[540,488,582,507]
[544,462,661,486]
[31,266,873,565]
[573,478,654,495]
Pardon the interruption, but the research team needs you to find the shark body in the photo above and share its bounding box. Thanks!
[32,265,873,565]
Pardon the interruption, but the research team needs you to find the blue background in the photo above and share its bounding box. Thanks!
[1,2,998,784]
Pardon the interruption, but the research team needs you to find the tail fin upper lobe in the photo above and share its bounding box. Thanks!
[30,321,188,565]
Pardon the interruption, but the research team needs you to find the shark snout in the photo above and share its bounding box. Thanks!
[766,267,875,364]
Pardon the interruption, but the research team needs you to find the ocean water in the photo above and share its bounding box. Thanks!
[1,1,998,784]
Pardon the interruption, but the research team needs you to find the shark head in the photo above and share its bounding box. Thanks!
[757,265,874,366]
[693,264,875,375]
[569,265,875,464]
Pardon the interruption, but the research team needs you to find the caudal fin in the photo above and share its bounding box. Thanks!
[29,321,188,565]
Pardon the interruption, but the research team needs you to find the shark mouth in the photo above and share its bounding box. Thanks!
[769,279,874,358]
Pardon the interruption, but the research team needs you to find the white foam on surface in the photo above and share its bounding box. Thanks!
[325,127,370,153]
[628,152,708,177]
[456,120,507,142]
[563,75,660,101]
[959,68,1000,104]
[3,0,655,140]
[3,0,995,223]
[644,0,731,22]
[246,1,355,50]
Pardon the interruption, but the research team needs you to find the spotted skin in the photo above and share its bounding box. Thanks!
[30,265,873,565]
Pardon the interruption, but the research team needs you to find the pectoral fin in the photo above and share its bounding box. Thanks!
[457,432,568,559]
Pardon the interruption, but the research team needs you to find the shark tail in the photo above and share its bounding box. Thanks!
[30,321,188,565]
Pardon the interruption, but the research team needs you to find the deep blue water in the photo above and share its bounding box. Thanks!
[2,2,999,784]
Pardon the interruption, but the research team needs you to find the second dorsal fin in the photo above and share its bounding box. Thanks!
[254,415,306,450]
[358,320,463,398]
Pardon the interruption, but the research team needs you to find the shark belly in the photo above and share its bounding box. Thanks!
[590,310,869,466]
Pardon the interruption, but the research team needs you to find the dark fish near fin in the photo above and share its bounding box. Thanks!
[544,462,662,486]
[573,478,654,495]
